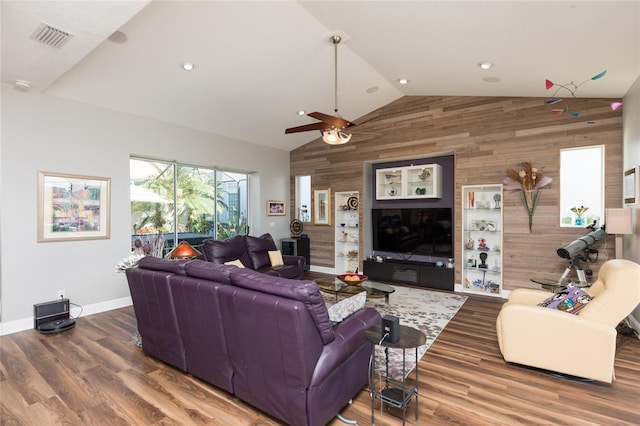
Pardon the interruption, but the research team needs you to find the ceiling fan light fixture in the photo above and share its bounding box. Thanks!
[322,128,351,145]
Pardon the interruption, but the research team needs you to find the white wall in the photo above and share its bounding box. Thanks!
[0,84,291,333]
[622,75,640,332]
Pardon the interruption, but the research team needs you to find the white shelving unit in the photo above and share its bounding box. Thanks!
[461,184,503,297]
[376,164,442,200]
[335,191,359,274]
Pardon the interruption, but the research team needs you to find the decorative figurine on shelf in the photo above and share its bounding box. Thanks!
[479,252,488,269]
[493,193,501,209]
[465,234,475,249]
[468,191,475,208]
[418,168,431,181]
[477,238,489,251]
[446,258,454,269]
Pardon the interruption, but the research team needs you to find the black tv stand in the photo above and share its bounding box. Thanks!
[363,259,454,291]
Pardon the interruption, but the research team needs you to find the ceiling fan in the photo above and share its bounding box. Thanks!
[285,35,356,145]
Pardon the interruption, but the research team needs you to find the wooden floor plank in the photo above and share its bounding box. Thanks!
[1,278,639,426]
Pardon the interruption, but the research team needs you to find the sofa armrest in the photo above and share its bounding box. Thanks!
[496,302,617,382]
[283,254,305,268]
[309,307,380,386]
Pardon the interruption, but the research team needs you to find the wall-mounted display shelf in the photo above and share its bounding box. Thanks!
[335,191,359,273]
[461,184,503,297]
[376,164,442,200]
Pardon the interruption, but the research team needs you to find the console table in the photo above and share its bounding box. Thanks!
[363,259,454,291]
[365,324,426,425]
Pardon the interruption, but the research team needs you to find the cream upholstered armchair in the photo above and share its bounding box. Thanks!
[496,259,640,383]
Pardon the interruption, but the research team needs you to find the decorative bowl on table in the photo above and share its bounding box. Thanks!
[337,273,368,286]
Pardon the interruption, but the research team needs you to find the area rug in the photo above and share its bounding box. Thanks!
[324,285,467,380]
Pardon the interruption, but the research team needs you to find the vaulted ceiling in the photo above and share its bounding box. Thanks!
[2,1,638,151]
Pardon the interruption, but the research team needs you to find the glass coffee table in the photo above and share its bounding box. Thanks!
[316,278,395,304]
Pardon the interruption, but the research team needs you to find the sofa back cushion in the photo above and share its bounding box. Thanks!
[202,235,252,268]
[218,272,329,425]
[246,234,278,270]
[229,268,335,345]
[137,256,189,275]
[125,266,187,371]
[168,274,234,393]
[185,259,235,284]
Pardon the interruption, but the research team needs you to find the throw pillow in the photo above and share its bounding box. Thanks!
[538,283,593,314]
[328,291,367,324]
[224,259,245,268]
[268,250,284,267]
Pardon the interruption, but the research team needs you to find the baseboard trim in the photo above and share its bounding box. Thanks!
[0,296,133,336]
[309,265,335,275]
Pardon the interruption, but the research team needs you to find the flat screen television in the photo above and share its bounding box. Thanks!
[372,208,453,258]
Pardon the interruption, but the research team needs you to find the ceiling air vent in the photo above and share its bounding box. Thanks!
[31,23,73,48]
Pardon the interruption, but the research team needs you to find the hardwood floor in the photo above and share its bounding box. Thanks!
[2,283,639,425]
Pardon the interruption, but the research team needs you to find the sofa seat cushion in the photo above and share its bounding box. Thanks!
[229,269,335,345]
[255,264,304,280]
[185,259,235,284]
[202,235,252,267]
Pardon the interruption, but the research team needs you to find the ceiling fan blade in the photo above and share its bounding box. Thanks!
[284,122,330,134]
[307,111,355,129]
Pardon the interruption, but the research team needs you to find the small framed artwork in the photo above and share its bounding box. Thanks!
[267,200,286,216]
[313,188,331,225]
[38,171,111,242]
[624,167,637,205]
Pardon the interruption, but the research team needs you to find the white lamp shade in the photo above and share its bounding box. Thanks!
[605,208,633,234]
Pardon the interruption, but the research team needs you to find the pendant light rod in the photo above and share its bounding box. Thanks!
[331,35,341,116]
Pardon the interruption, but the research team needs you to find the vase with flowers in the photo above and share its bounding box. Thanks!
[570,205,589,226]
[504,161,553,233]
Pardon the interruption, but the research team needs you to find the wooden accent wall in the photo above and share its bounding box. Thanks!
[290,96,623,291]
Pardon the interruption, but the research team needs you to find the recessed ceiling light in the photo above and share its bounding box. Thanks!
[297,110,305,116]
[483,76,501,83]
[366,86,379,93]
[478,62,493,70]
[181,62,196,71]
[398,78,409,85]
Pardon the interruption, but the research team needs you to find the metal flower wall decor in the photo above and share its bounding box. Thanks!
[504,162,553,233]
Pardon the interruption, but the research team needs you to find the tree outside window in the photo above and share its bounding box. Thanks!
[130,158,248,254]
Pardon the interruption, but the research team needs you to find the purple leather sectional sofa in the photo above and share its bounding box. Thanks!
[202,233,305,279]
[126,255,380,426]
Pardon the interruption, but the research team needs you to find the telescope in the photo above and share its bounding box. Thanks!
[555,224,607,285]
[556,226,607,259]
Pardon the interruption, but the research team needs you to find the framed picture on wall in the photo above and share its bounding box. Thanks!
[624,167,637,205]
[267,200,286,216]
[38,171,111,242]
[313,188,331,225]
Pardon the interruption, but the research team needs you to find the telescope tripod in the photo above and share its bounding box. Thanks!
[558,251,594,287]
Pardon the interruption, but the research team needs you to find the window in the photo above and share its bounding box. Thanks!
[130,158,248,254]
[296,175,311,222]
[559,146,604,227]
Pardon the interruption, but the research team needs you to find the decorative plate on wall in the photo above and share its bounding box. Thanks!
[347,196,359,210]
[290,219,303,237]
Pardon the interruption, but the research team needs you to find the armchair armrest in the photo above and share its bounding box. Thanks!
[309,307,380,386]
[507,288,551,305]
[496,303,617,382]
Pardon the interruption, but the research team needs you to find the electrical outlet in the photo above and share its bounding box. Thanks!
[58,290,65,299]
